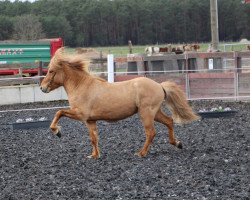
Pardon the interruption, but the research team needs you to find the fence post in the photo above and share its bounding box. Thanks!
[38,61,43,85]
[128,40,133,54]
[234,51,242,73]
[234,72,239,101]
[185,54,190,99]
[99,51,105,75]
[107,54,114,83]
[18,67,22,76]
[234,52,239,100]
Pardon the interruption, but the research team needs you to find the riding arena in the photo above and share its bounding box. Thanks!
[0,47,249,199]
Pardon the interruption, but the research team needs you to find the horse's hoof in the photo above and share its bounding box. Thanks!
[87,154,100,158]
[56,131,62,138]
[177,142,183,149]
[135,152,146,157]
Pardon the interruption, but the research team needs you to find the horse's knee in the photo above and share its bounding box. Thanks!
[55,110,63,117]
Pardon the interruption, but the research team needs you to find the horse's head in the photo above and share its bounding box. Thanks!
[40,48,65,93]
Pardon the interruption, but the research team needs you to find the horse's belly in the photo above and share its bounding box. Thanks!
[89,101,137,121]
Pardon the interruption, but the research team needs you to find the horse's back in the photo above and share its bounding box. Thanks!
[113,77,164,107]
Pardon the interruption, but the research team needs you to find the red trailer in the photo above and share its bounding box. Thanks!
[39,37,63,57]
[0,38,63,76]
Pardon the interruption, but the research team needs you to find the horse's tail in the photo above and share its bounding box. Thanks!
[161,81,200,124]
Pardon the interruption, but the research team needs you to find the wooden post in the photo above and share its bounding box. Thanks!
[204,58,209,71]
[210,0,219,51]
[185,54,190,99]
[234,51,242,73]
[99,51,105,75]
[18,67,23,76]
[234,51,241,100]
[167,44,172,53]
[128,40,133,54]
[38,61,43,85]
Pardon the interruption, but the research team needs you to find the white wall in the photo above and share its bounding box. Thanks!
[0,85,68,105]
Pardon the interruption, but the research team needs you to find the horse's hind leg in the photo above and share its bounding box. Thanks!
[136,111,156,157]
[155,110,182,149]
[85,121,100,158]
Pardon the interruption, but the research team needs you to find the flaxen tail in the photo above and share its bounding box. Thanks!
[161,81,200,124]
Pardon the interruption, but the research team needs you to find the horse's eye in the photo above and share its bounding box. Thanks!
[49,70,54,74]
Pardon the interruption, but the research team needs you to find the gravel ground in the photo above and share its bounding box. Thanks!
[0,100,249,200]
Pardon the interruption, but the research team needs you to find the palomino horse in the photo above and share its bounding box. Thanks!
[40,48,199,158]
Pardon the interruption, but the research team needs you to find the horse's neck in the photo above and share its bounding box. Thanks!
[63,69,92,95]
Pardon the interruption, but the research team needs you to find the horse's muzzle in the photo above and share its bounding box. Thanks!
[40,86,49,93]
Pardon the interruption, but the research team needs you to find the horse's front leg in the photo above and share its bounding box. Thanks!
[50,109,81,137]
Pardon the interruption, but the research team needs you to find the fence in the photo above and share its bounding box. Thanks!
[0,51,250,105]
[112,51,250,101]
[220,43,250,72]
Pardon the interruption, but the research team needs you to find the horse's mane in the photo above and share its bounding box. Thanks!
[53,47,107,82]
[52,47,90,73]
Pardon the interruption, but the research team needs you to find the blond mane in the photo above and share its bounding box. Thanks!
[52,47,90,73]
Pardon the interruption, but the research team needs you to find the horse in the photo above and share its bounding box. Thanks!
[159,47,168,53]
[145,46,160,55]
[40,48,200,158]
[183,44,200,52]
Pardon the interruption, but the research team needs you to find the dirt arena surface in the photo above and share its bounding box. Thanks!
[0,100,249,199]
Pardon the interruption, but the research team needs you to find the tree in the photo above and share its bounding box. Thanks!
[40,15,73,45]
[12,14,45,40]
[0,15,13,40]
[0,0,248,46]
